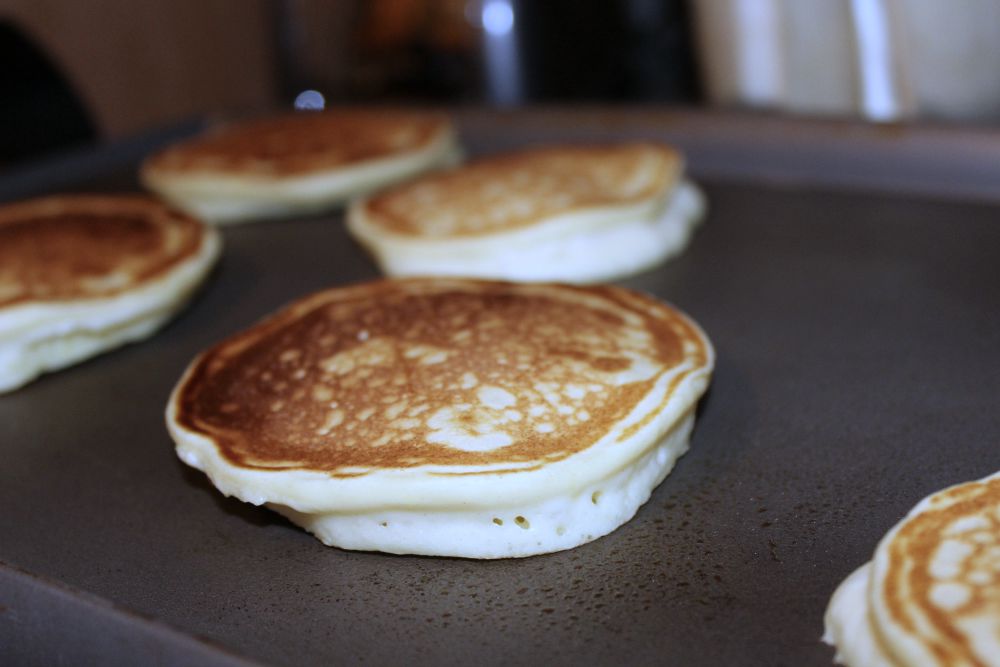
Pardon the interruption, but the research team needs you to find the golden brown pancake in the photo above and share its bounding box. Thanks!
[362,144,682,238]
[0,195,220,392]
[167,278,714,558]
[141,110,461,224]
[823,472,1000,666]
[0,195,204,307]
[346,143,704,283]
[145,111,450,177]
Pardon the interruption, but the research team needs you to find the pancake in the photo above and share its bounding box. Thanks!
[824,471,1000,666]
[0,195,221,393]
[346,144,705,283]
[166,278,714,558]
[141,110,461,224]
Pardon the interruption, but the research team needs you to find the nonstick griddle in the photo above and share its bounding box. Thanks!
[2,109,999,666]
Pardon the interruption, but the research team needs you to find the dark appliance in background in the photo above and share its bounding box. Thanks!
[0,1,700,167]
[488,0,700,105]
[280,0,700,108]
[0,20,96,165]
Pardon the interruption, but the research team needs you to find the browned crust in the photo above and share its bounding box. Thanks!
[881,475,1000,665]
[172,279,710,476]
[359,143,682,238]
[142,110,452,179]
[0,195,206,308]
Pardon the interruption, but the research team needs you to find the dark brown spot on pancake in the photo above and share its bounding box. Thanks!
[544,347,631,373]
[592,356,631,372]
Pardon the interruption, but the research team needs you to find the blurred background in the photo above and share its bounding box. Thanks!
[2,0,1000,166]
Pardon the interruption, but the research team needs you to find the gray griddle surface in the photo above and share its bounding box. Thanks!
[2,162,1000,666]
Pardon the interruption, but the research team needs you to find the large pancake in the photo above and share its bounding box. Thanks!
[167,278,714,558]
[0,195,220,392]
[824,472,1000,666]
[346,144,705,283]
[141,110,461,224]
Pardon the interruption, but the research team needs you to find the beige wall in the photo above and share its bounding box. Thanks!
[0,0,280,138]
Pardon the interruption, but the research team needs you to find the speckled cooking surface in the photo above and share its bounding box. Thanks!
[2,113,999,666]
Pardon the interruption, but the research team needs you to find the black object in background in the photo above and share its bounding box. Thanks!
[513,0,699,103]
[0,20,96,166]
